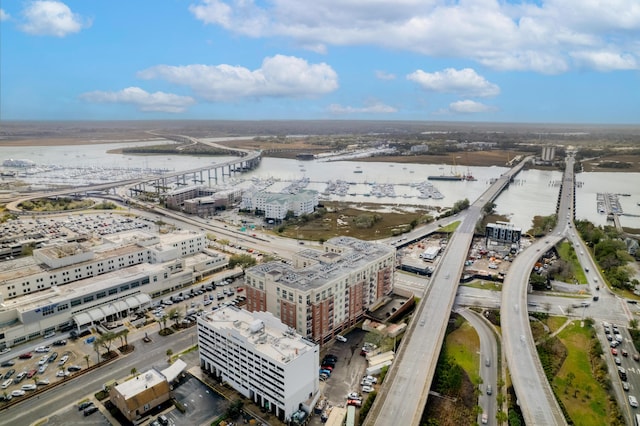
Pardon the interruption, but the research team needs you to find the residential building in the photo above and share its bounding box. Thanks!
[197,307,319,422]
[486,222,522,245]
[240,189,318,220]
[243,237,395,343]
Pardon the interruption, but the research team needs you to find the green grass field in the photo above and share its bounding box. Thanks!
[553,321,612,425]
[445,321,481,384]
[557,242,588,285]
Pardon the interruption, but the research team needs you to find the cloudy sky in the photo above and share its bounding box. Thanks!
[1,0,639,123]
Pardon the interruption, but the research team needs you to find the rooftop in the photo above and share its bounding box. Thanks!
[247,236,394,291]
[200,307,316,364]
[114,369,167,400]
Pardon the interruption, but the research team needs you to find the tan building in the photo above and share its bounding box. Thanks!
[244,236,395,344]
[109,360,186,422]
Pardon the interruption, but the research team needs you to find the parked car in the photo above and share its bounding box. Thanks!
[38,364,48,374]
[362,385,375,393]
[1,379,12,389]
[58,355,69,366]
[48,352,58,363]
[44,331,56,339]
[78,401,94,411]
[336,335,348,343]
[10,390,25,397]
[35,346,51,353]
[52,340,67,347]
[623,349,629,357]
[18,352,33,359]
[67,365,82,372]
[624,382,631,391]
[0,360,15,367]
[615,357,622,365]
[14,371,27,383]
[21,384,37,391]
[629,395,638,408]
[27,369,37,378]
[0,347,10,355]
[612,348,618,356]
[3,369,15,380]
[84,406,99,416]
[36,378,50,386]
[56,370,70,377]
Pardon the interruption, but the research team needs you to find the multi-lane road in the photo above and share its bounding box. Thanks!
[367,160,529,426]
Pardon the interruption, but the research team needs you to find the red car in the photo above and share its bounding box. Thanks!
[612,348,618,356]
[18,352,33,359]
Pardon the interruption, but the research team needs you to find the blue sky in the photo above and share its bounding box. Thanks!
[1,0,639,123]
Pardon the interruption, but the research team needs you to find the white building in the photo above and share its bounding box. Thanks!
[197,307,319,422]
[240,189,318,220]
[0,229,228,349]
[244,237,395,344]
[541,146,556,162]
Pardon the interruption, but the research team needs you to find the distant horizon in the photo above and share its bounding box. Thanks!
[1,2,639,124]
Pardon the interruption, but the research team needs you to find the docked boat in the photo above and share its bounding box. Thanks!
[428,175,464,181]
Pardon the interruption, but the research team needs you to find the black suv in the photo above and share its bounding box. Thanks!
[52,340,67,346]
[83,406,99,416]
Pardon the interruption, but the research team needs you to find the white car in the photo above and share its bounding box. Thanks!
[11,390,25,397]
[35,346,51,353]
[361,385,375,393]
[1,379,12,389]
[21,384,37,391]
[336,335,348,343]
[58,355,69,366]
[38,355,49,365]
[630,395,638,408]
[0,347,10,355]
[363,375,378,384]
[347,392,361,400]
[36,378,50,386]
[56,370,70,377]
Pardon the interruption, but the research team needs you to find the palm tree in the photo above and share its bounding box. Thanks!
[160,314,169,332]
[84,354,91,369]
[630,318,638,330]
[169,307,182,328]
[130,367,137,377]
[122,329,130,348]
[100,331,117,356]
[32,375,39,387]
[166,348,173,363]
[58,365,66,379]
[93,340,101,364]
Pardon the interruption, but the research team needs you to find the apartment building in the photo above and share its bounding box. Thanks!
[240,189,318,220]
[197,307,319,422]
[243,237,395,344]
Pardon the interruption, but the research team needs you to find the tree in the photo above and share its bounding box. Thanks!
[168,307,182,328]
[100,331,117,355]
[160,314,169,331]
[32,375,39,387]
[566,371,575,387]
[93,340,101,364]
[131,367,137,377]
[84,354,90,369]
[630,319,638,330]
[496,410,508,425]
[166,348,173,363]
[228,254,257,269]
[122,329,129,347]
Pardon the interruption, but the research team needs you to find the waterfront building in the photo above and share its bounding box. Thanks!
[240,189,318,220]
[485,222,522,245]
[166,185,242,215]
[243,236,395,343]
[197,307,319,422]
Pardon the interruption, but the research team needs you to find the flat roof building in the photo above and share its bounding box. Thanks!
[198,307,319,422]
[244,236,395,343]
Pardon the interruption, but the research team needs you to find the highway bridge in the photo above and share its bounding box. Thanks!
[5,134,261,213]
[366,158,531,426]
[500,158,577,425]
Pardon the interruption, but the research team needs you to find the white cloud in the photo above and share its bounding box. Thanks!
[79,87,195,113]
[20,1,91,37]
[138,55,338,101]
[188,0,640,73]
[570,50,638,71]
[0,9,10,21]
[375,70,396,80]
[328,101,397,114]
[407,68,500,97]
[448,100,496,114]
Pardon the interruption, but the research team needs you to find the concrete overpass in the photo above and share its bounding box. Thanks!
[365,158,531,426]
[500,157,575,425]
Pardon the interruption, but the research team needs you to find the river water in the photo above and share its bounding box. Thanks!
[1,141,639,231]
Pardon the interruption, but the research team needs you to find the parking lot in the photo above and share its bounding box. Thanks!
[40,400,111,426]
[309,328,371,425]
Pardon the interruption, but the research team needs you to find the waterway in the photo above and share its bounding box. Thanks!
[1,141,639,231]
